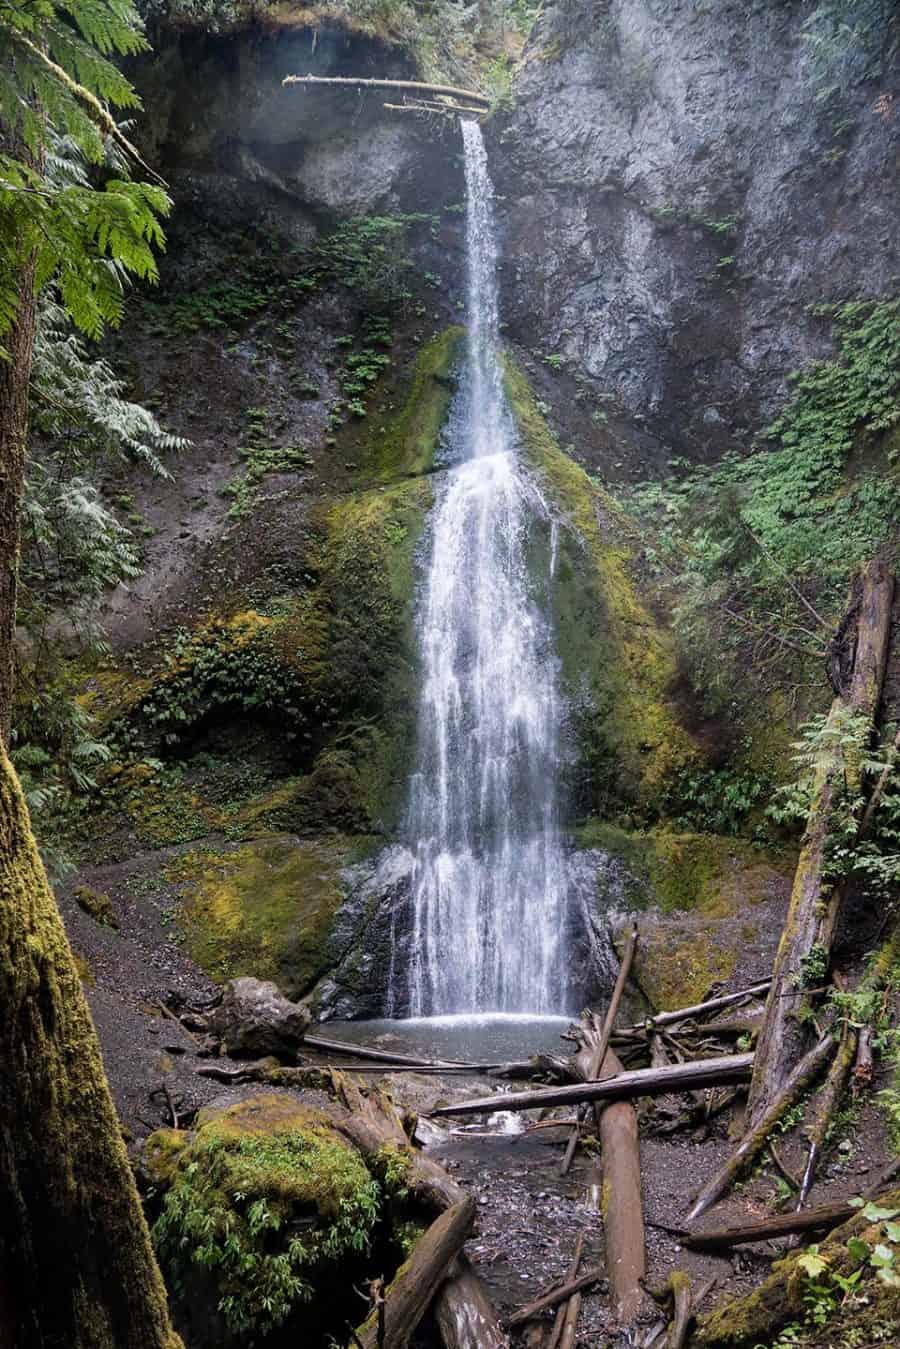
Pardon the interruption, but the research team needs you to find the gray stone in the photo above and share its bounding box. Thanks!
[493,0,900,471]
[207,977,311,1058]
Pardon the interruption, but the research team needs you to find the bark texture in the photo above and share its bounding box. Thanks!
[0,258,33,745]
[0,746,182,1348]
[746,560,894,1126]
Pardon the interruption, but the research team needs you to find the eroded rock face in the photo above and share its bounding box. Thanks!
[207,977,311,1056]
[131,20,458,232]
[496,0,900,467]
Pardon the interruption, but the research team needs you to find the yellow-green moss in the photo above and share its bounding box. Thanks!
[504,357,697,813]
[73,884,118,929]
[165,835,353,996]
[109,760,226,848]
[694,1193,900,1347]
[575,820,792,915]
[72,950,95,987]
[578,821,793,1008]
[361,326,463,482]
[152,1094,380,1337]
[143,1128,189,1187]
[0,746,183,1348]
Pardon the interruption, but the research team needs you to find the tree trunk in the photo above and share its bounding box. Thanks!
[0,747,182,1347]
[746,560,894,1126]
[0,259,34,745]
[355,1198,475,1349]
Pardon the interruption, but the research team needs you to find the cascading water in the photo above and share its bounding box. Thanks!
[403,119,570,1016]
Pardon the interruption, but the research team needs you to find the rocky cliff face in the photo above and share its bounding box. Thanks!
[495,0,900,472]
[133,17,457,229]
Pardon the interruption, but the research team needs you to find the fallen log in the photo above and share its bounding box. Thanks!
[795,1024,856,1213]
[746,560,894,1127]
[794,927,900,1217]
[684,1191,882,1250]
[621,983,771,1035]
[303,1033,470,1068]
[506,1266,607,1327]
[599,1057,645,1323]
[854,1025,874,1092]
[561,921,638,1175]
[431,1053,754,1117]
[355,1197,475,1348]
[282,73,491,107]
[435,1256,509,1349]
[686,1035,834,1223]
[558,1284,582,1349]
[564,922,639,1176]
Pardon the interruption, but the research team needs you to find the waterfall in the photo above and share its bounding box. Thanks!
[403,120,570,1016]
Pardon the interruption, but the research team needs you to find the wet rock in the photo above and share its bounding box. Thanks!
[205,977,311,1058]
[312,845,414,1019]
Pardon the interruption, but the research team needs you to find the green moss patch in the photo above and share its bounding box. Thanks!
[360,326,463,482]
[151,1094,380,1337]
[504,357,697,815]
[577,820,793,1009]
[73,884,118,929]
[165,835,354,996]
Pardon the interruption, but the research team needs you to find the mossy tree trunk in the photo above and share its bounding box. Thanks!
[0,746,182,1348]
[746,560,894,1127]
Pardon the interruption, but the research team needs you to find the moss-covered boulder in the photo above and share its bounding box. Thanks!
[150,1094,382,1345]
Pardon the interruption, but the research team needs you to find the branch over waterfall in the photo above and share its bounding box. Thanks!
[283,73,490,108]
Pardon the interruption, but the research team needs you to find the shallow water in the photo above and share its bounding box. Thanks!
[318,1013,573,1064]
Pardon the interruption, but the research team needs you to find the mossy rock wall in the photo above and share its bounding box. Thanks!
[165,835,368,998]
[576,820,794,1010]
[504,357,698,817]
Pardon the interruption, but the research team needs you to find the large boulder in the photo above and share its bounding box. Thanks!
[207,977,311,1058]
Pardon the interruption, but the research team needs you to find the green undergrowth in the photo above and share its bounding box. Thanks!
[165,835,355,996]
[142,213,436,339]
[695,1188,900,1348]
[223,405,311,518]
[150,1094,380,1338]
[504,355,698,816]
[622,298,900,726]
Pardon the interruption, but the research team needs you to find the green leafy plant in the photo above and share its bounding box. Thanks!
[153,1121,380,1335]
[623,299,900,714]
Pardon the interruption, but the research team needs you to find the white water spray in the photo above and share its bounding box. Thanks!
[403,120,570,1015]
